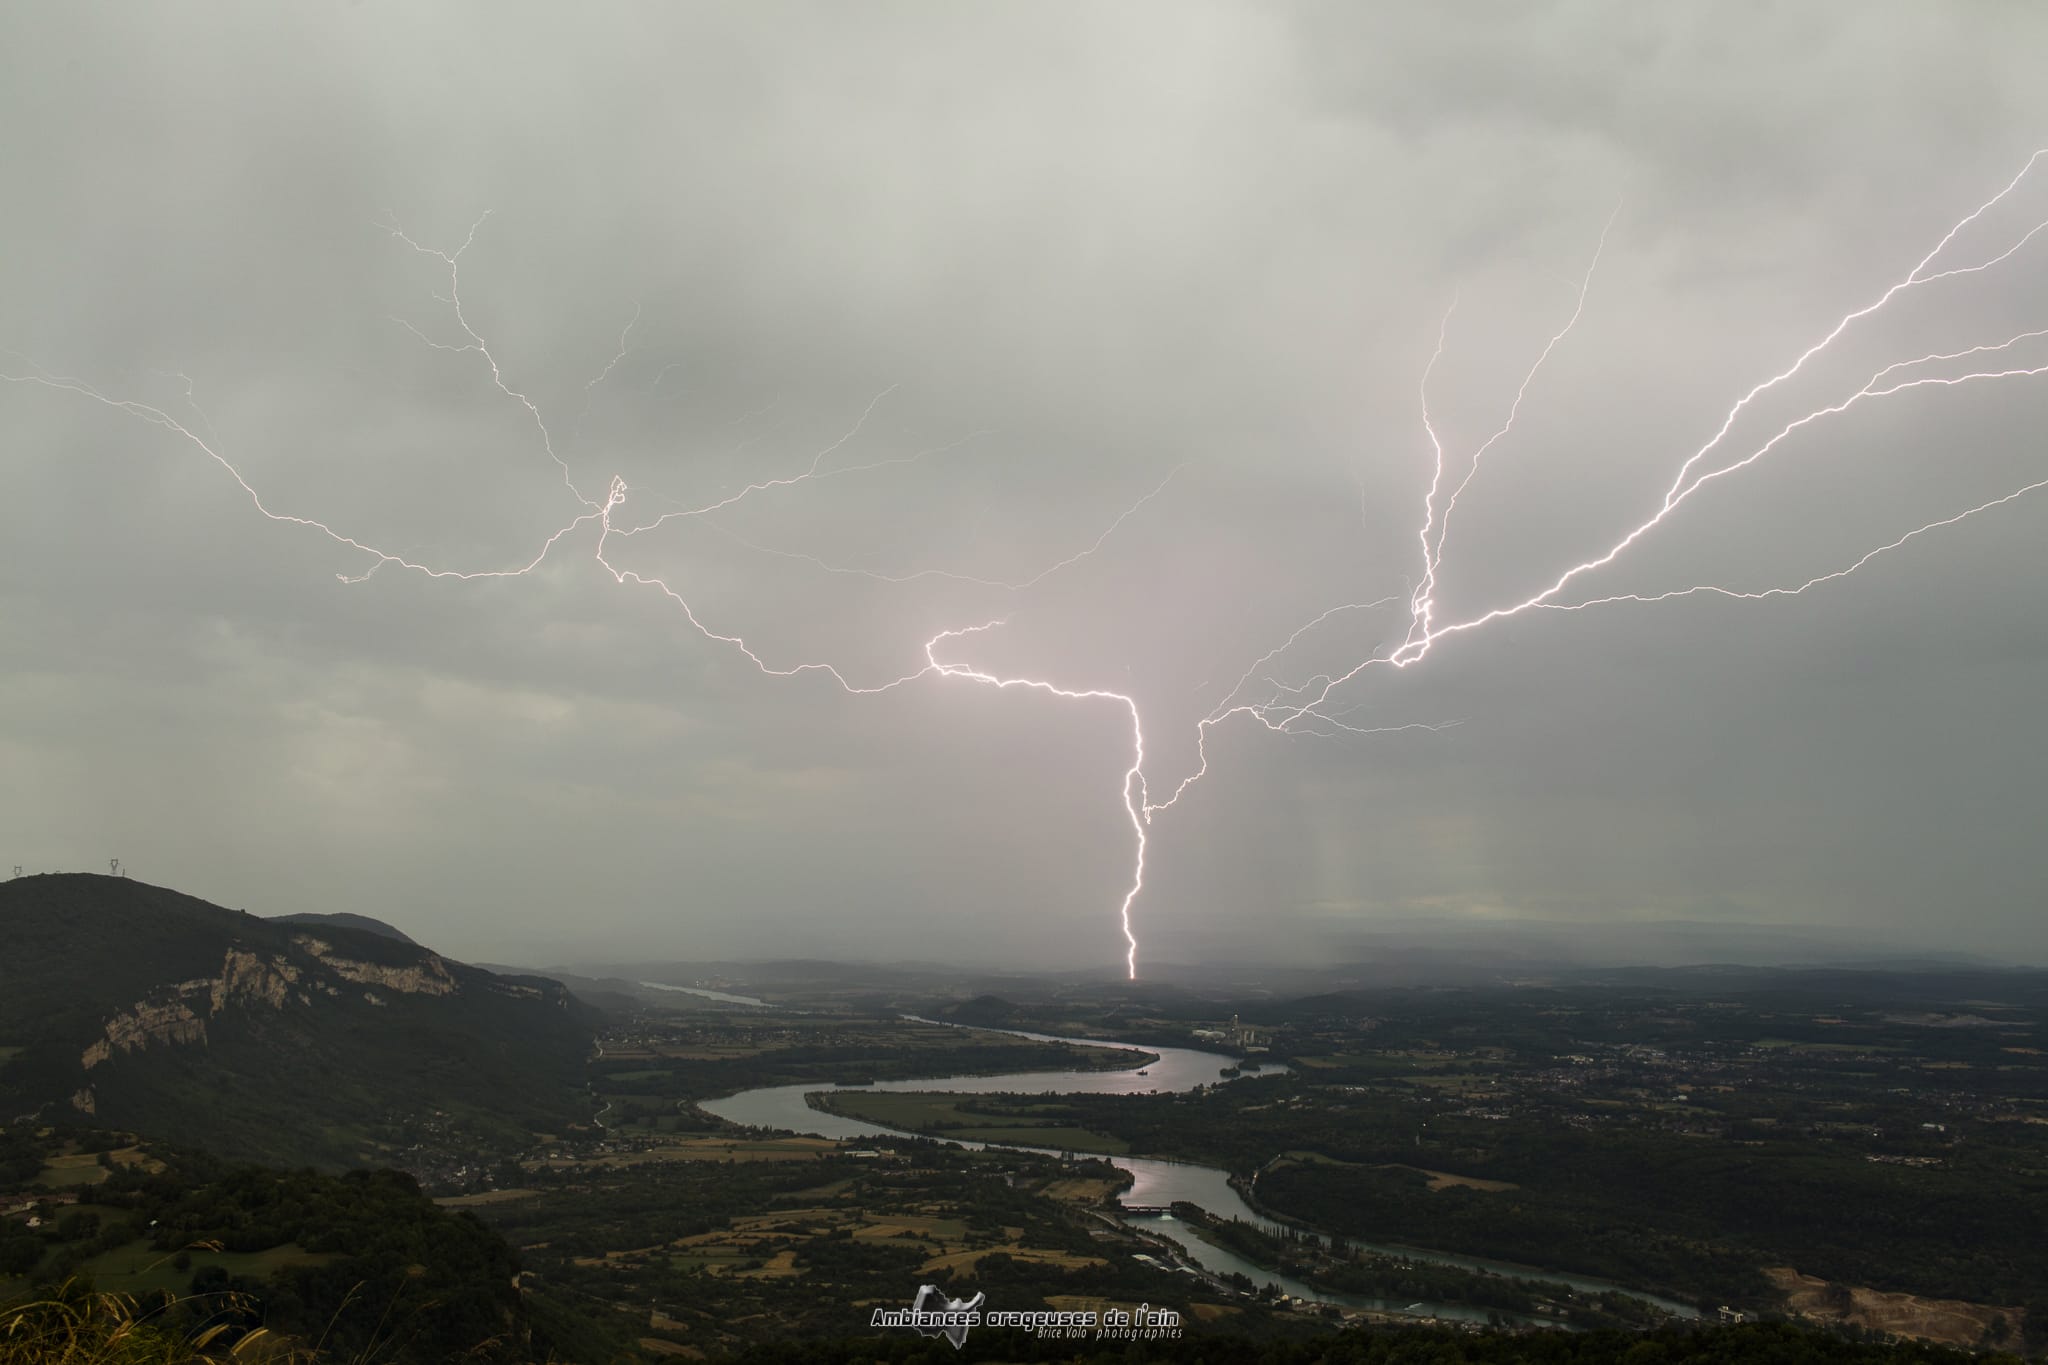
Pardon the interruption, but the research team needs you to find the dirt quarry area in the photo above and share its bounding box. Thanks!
[1766,1267,2026,1350]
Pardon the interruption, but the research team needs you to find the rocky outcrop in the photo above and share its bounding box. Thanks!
[294,935,457,997]
[82,943,372,1068]
[209,950,300,1014]
[1765,1266,2024,1350]
[2,874,597,1169]
[82,998,207,1069]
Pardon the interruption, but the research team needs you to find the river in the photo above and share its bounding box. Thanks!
[638,981,775,1007]
[697,1020,1700,1323]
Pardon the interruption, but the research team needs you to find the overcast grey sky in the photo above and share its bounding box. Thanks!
[5,3,2046,971]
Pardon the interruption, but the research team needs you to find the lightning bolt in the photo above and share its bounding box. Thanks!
[379,212,601,511]
[1131,152,2047,956]
[1425,204,1621,613]
[1229,151,2048,743]
[10,152,2048,982]
[4,216,1177,978]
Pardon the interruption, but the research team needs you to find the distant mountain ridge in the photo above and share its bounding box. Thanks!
[0,874,597,1168]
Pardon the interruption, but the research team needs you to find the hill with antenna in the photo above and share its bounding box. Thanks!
[0,874,598,1168]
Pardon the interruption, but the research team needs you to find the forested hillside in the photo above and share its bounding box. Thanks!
[0,875,598,1168]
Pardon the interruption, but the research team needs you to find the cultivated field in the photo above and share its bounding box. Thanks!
[1267,1151,1518,1192]
[815,1092,1129,1153]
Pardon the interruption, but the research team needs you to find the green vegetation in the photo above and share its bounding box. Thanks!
[812,1092,1130,1153]
[1249,1129,2031,1309]
[458,1137,1318,1354]
[1166,1202,1668,1330]
[12,882,2048,1359]
[712,1321,2031,1363]
[0,1127,629,1364]
[585,1012,1150,1135]
[0,1280,308,1364]
[0,874,599,1169]
[0,1294,2011,1365]
[830,968,2046,1338]
[74,1240,332,1298]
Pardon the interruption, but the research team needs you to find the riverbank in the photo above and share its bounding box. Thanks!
[1167,1202,1687,1330]
[700,1019,1704,1324]
[813,1088,1134,1153]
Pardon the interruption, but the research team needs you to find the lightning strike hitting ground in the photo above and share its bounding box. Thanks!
[2,221,1175,978]
[8,152,2047,980]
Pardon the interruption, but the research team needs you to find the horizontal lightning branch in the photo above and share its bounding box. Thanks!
[1229,149,2048,741]
[10,151,2047,980]
[4,215,1179,978]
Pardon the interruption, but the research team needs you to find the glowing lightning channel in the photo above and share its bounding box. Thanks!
[7,215,1176,978]
[380,213,601,511]
[1428,203,1620,584]
[12,151,2048,984]
[1238,150,2048,741]
[1658,148,2048,514]
[584,303,643,396]
[616,385,901,529]
[0,358,603,585]
[1544,473,2048,613]
[619,428,998,538]
[1118,150,2048,923]
[923,623,1150,978]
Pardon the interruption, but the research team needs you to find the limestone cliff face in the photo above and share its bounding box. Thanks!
[209,950,300,1014]
[293,934,457,997]
[81,998,208,1069]
[80,939,457,1069]
[1,874,595,1167]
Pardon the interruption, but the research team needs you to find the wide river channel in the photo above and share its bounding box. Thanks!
[698,1019,1698,1324]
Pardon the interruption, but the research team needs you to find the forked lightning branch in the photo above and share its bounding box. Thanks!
[7,150,2048,978]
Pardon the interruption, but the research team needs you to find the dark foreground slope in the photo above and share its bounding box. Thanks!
[716,1324,2023,1364]
[0,875,598,1167]
[0,1126,633,1364]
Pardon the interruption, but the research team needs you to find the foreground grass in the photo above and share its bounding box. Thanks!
[0,1281,307,1364]
[72,1244,335,1301]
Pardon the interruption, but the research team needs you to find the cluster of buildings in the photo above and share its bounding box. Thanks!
[1190,1014,1270,1050]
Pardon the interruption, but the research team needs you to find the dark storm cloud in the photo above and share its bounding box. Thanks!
[4,2,2045,968]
